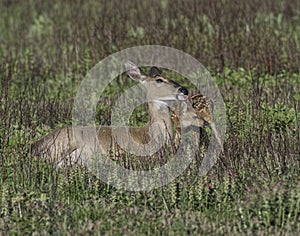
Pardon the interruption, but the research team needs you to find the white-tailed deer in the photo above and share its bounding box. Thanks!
[31,61,189,166]
[171,93,224,153]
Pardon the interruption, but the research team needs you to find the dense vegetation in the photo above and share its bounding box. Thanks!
[0,0,299,234]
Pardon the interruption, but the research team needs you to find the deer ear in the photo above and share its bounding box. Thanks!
[125,61,145,81]
[149,66,162,78]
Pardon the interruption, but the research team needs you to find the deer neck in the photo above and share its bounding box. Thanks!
[148,101,173,142]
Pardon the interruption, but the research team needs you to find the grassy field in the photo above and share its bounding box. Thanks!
[0,0,300,234]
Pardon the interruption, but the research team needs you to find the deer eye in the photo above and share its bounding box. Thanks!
[156,78,163,83]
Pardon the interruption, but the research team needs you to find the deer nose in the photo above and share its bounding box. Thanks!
[179,87,189,95]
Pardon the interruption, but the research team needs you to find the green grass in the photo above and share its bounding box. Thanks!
[1,0,300,235]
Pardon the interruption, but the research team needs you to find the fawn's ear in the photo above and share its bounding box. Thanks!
[149,66,162,78]
[125,61,146,81]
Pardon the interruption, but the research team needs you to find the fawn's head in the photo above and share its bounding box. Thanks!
[172,93,224,152]
[172,102,205,129]
[125,61,189,104]
[171,94,213,129]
